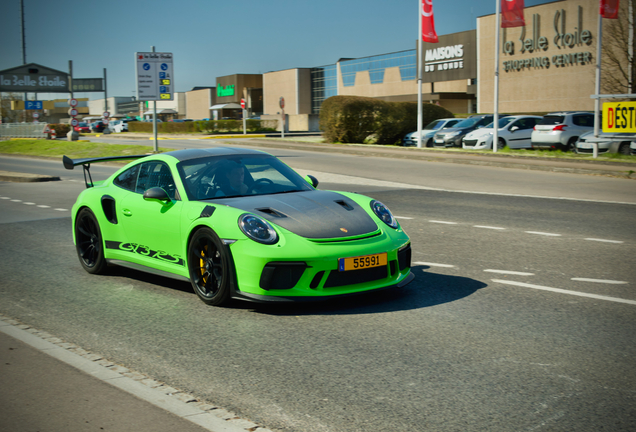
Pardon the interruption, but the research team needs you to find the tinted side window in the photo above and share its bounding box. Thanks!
[113,164,140,191]
[573,114,594,127]
[136,161,177,200]
[446,120,461,127]
[539,115,565,125]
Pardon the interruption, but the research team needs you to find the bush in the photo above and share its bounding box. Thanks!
[48,123,70,136]
[319,96,453,144]
[128,119,277,134]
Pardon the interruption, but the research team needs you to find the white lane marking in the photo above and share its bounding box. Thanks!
[484,269,535,276]
[0,196,10,199]
[37,205,51,208]
[492,279,636,305]
[429,220,458,225]
[23,202,35,205]
[395,216,413,220]
[54,208,68,212]
[584,238,624,244]
[474,225,506,230]
[525,231,562,237]
[414,261,455,268]
[571,278,628,285]
[10,199,22,202]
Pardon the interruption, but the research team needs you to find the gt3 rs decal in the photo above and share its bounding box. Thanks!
[105,241,184,266]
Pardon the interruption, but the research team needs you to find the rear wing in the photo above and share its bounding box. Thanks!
[63,154,148,188]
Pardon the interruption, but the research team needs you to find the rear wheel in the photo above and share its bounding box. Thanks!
[566,137,578,152]
[75,208,107,274]
[619,143,630,155]
[187,228,231,306]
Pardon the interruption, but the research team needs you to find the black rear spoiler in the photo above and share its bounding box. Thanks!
[63,154,149,188]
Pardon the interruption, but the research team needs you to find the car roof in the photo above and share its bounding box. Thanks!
[164,147,270,162]
[545,111,593,115]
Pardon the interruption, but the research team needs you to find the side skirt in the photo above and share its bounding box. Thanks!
[106,259,191,283]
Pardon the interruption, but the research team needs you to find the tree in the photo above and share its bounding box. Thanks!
[601,0,636,98]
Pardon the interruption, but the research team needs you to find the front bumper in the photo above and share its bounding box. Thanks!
[228,227,412,301]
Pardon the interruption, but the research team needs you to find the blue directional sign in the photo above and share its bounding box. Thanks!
[143,63,151,71]
[25,101,43,110]
[161,63,168,71]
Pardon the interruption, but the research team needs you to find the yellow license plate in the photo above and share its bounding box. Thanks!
[338,252,387,272]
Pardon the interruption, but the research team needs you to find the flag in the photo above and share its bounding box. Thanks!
[600,0,620,19]
[421,0,439,43]
[501,0,525,28]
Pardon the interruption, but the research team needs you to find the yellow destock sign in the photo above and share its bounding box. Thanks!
[603,101,636,133]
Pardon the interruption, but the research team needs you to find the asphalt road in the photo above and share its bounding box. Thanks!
[0,146,635,432]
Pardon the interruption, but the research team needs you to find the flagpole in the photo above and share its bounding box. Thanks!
[417,0,423,148]
[493,0,501,153]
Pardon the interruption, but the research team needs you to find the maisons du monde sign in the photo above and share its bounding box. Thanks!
[502,5,594,73]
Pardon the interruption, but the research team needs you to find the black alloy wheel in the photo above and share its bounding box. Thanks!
[496,138,506,150]
[75,208,107,274]
[187,228,231,306]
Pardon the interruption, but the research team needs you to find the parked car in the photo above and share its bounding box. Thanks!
[90,121,106,133]
[433,115,496,148]
[402,118,461,147]
[169,119,185,122]
[462,115,542,150]
[74,122,90,133]
[109,120,129,133]
[574,131,634,155]
[531,112,595,151]
[631,141,636,155]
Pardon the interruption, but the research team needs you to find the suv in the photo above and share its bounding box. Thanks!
[531,112,595,151]
[433,115,495,148]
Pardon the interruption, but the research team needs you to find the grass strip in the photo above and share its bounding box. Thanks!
[0,139,174,160]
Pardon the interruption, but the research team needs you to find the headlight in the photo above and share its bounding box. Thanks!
[238,214,278,244]
[370,200,398,229]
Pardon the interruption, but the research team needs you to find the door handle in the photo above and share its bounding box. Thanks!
[122,208,133,216]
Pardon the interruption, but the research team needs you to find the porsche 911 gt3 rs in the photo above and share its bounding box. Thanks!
[64,147,413,305]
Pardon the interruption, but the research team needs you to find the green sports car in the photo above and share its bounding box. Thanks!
[64,147,413,305]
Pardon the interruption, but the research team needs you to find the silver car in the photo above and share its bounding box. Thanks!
[531,112,595,151]
[575,131,634,155]
[462,115,542,150]
[402,118,461,147]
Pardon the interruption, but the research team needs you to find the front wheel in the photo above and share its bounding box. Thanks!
[496,138,506,150]
[187,228,231,306]
[75,208,107,274]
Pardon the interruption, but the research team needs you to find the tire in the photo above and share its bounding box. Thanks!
[426,138,433,148]
[187,228,231,306]
[75,208,108,274]
[496,138,506,150]
[619,143,630,155]
[566,137,578,152]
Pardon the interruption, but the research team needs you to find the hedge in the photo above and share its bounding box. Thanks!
[128,119,277,134]
[48,123,71,136]
[319,95,454,145]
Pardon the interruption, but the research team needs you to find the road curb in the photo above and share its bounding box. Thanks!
[0,170,60,182]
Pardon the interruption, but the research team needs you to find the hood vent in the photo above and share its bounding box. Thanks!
[334,200,354,211]
[256,207,287,218]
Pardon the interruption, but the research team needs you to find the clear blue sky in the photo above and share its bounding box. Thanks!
[0,0,553,100]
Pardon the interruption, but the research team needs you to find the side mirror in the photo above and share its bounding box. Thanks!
[143,187,171,203]
[305,175,319,189]
[510,126,519,132]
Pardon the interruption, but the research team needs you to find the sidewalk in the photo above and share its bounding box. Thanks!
[0,318,269,432]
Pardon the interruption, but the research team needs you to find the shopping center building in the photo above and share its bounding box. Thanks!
[81,0,623,130]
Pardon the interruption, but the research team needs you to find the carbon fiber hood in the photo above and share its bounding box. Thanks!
[214,190,379,239]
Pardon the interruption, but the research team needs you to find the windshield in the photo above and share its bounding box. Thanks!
[484,117,515,129]
[454,118,478,128]
[424,120,445,130]
[177,154,314,200]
